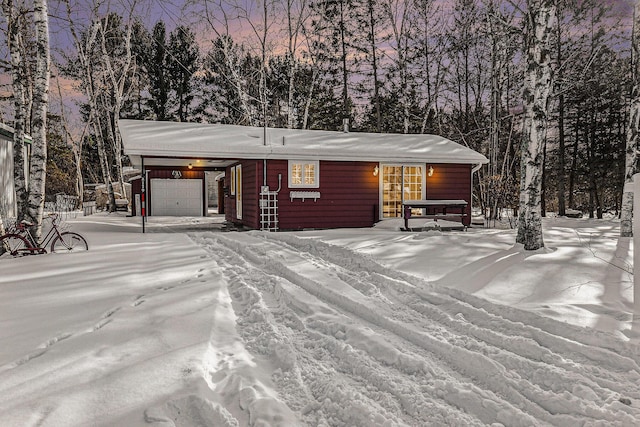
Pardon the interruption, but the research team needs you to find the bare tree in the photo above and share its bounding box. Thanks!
[621,0,640,237]
[198,0,258,125]
[281,0,309,128]
[54,71,88,208]
[412,0,446,135]
[1,0,29,221]
[516,0,556,250]
[1,0,49,241]
[97,10,137,203]
[382,0,412,134]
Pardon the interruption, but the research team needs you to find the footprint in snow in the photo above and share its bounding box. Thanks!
[93,318,112,331]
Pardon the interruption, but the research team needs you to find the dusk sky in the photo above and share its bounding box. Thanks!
[0,0,635,127]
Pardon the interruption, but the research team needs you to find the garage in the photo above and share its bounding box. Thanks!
[150,178,203,216]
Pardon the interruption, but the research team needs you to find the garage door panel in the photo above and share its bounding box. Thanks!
[150,179,203,216]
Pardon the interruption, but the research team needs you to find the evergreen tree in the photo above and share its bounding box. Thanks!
[148,21,170,121]
[167,25,200,122]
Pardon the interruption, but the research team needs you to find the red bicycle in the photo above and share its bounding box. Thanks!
[0,213,88,258]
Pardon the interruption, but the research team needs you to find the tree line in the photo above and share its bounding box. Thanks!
[0,0,637,250]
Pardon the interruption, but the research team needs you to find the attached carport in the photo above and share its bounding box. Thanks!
[127,159,232,219]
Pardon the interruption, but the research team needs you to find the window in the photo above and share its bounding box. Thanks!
[288,160,319,188]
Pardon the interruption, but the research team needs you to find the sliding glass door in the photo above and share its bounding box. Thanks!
[381,165,425,218]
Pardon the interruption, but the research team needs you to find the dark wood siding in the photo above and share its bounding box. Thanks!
[226,160,473,230]
[426,163,472,226]
[267,160,379,230]
[225,160,261,229]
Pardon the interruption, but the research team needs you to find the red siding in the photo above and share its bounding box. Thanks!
[225,160,261,229]
[268,160,379,230]
[426,163,472,226]
[227,160,379,230]
[226,160,473,230]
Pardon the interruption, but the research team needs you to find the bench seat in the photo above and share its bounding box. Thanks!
[402,199,468,231]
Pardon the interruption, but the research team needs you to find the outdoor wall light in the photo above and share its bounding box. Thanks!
[428,166,434,177]
[373,165,379,176]
[188,163,193,169]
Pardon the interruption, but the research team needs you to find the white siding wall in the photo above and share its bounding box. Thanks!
[0,136,16,218]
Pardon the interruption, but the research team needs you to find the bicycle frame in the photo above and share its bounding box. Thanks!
[16,215,66,254]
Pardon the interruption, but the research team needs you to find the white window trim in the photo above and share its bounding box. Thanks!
[288,160,320,188]
[236,164,242,219]
[230,166,236,195]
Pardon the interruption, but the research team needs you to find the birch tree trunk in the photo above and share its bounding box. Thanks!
[516,0,555,250]
[2,0,28,221]
[99,12,134,200]
[621,0,640,237]
[26,0,50,242]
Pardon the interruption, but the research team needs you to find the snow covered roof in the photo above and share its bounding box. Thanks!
[119,119,488,167]
[0,122,32,143]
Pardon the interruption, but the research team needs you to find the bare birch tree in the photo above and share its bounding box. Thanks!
[621,0,640,237]
[1,0,49,241]
[26,0,50,241]
[97,10,136,203]
[516,0,556,250]
[1,0,29,221]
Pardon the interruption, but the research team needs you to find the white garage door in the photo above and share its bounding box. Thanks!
[150,179,203,216]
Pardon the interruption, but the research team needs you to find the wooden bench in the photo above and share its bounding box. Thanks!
[402,199,468,231]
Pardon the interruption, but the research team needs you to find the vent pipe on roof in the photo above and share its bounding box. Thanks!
[343,118,349,133]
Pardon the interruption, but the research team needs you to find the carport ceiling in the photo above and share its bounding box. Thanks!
[134,157,235,169]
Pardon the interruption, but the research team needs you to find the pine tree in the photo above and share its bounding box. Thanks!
[148,21,170,121]
[168,26,199,122]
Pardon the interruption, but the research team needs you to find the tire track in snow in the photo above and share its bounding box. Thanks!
[192,232,484,426]
[209,231,640,425]
[196,234,526,424]
[269,233,640,371]
[266,234,640,414]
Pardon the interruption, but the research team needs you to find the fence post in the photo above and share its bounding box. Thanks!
[634,173,640,309]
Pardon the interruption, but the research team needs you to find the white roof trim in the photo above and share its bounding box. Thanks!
[120,119,488,166]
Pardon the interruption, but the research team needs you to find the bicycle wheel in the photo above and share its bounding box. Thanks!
[0,234,32,258]
[51,232,88,253]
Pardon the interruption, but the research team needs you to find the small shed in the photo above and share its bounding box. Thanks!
[119,120,488,230]
[0,123,30,220]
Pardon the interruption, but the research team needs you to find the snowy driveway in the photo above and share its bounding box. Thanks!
[0,214,639,426]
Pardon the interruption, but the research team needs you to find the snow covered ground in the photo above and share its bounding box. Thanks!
[1,212,639,426]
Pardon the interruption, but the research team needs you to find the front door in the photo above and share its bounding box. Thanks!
[381,165,425,218]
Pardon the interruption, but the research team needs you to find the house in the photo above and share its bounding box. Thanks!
[119,119,488,230]
[0,123,30,220]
